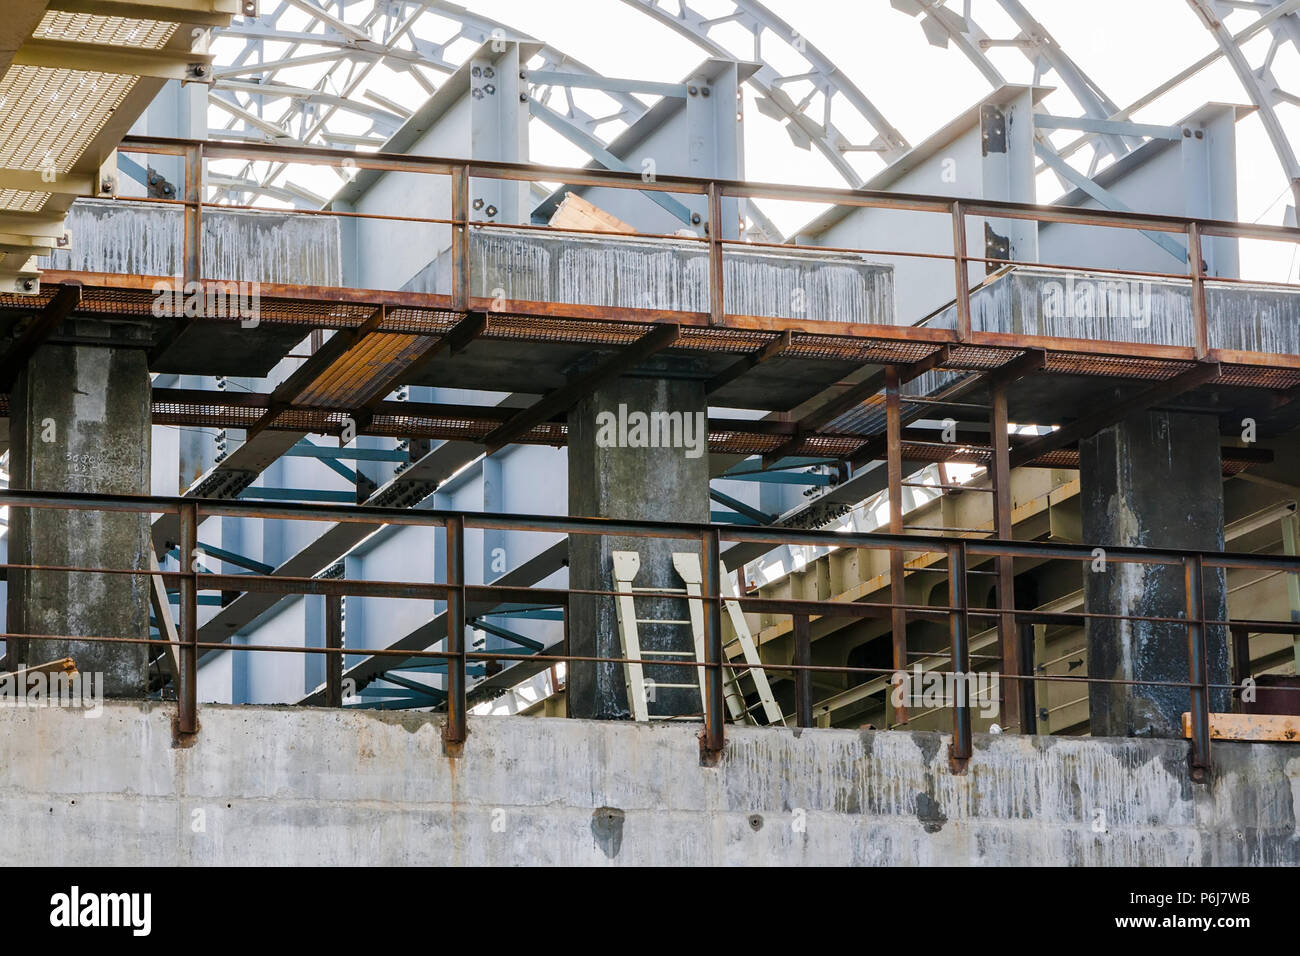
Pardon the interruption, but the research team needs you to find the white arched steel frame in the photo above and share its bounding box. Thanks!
[203,0,1300,229]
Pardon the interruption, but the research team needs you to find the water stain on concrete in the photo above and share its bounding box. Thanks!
[591,806,625,858]
[914,732,943,768]
[915,792,948,834]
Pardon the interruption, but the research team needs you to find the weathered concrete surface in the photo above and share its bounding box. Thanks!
[412,228,894,322]
[6,341,152,695]
[927,265,1300,356]
[2,702,1297,865]
[44,198,342,284]
[1080,410,1231,737]
[567,376,709,719]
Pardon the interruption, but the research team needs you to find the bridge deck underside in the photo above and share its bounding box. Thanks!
[1,271,1298,464]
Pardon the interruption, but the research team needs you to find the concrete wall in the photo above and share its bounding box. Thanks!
[401,228,894,323]
[44,198,342,284]
[3,702,1297,865]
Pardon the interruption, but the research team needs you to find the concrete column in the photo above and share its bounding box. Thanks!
[7,342,152,696]
[567,376,709,719]
[1080,409,1230,737]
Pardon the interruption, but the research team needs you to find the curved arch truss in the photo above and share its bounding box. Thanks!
[202,0,1300,231]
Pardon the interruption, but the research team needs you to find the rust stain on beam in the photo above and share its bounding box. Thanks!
[1181,711,1300,742]
[0,282,81,390]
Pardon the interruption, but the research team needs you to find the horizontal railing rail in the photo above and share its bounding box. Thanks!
[0,490,1291,777]
[35,133,1293,367]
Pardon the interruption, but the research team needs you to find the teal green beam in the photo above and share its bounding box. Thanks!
[720,471,831,486]
[285,445,408,463]
[471,619,545,652]
[375,672,448,702]
[167,542,273,575]
[238,488,357,503]
[723,457,838,476]
[710,510,760,525]
[709,489,774,525]
[293,439,359,484]
[497,608,565,621]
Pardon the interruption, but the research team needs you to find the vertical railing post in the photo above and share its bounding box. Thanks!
[443,515,468,751]
[182,143,203,287]
[701,528,725,759]
[325,593,343,707]
[990,382,1021,731]
[885,364,908,726]
[1185,554,1211,781]
[1230,625,1251,707]
[451,165,470,313]
[950,200,971,341]
[793,613,813,728]
[707,182,724,326]
[1018,621,1038,734]
[177,501,199,734]
[1188,222,1209,359]
[948,541,971,772]
[561,596,571,719]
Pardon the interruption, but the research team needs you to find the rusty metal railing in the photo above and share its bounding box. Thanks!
[70,134,1300,370]
[1,489,1295,777]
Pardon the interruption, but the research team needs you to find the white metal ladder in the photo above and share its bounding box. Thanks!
[612,550,783,725]
[612,551,701,721]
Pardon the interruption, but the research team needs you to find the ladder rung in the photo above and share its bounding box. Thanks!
[635,619,691,625]
[652,683,698,690]
[641,650,694,657]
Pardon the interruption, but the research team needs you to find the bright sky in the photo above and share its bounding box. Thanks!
[209,0,1300,278]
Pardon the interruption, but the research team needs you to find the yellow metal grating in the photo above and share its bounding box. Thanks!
[292,333,439,408]
[0,65,135,175]
[33,12,177,49]
[0,188,49,212]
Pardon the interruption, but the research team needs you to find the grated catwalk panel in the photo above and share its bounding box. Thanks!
[7,278,1300,424]
[147,397,1270,468]
[34,12,177,48]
